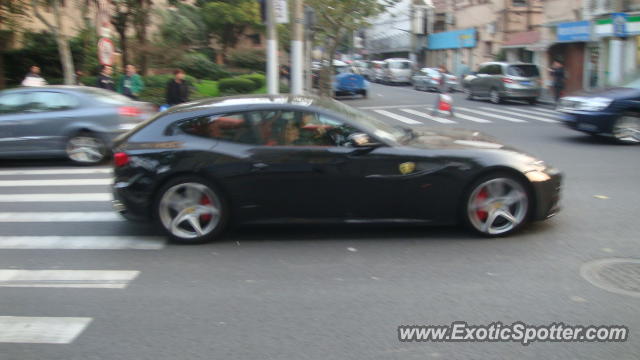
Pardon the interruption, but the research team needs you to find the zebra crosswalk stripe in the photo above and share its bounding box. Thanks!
[505,106,562,118]
[399,108,456,124]
[455,107,527,123]
[372,110,422,124]
[0,236,165,250]
[480,107,558,123]
[0,316,92,344]
[0,168,112,176]
[0,270,140,289]
[0,193,112,202]
[452,112,492,123]
[0,179,112,187]
[0,212,124,222]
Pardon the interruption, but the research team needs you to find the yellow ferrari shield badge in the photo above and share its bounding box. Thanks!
[399,162,416,175]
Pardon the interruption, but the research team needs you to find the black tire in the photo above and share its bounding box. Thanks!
[465,87,474,100]
[461,172,531,237]
[612,112,640,144]
[154,176,229,244]
[65,131,108,165]
[361,90,368,98]
[527,97,537,105]
[489,88,503,104]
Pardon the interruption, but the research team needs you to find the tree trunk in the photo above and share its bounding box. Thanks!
[52,0,75,84]
[117,28,128,67]
[319,34,341,97]
[0,33,6,89]
[136,26,148,75]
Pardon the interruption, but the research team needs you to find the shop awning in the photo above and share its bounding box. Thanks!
[501,31,541,49]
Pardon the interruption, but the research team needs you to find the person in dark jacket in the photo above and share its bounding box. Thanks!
[96,66,115,91]
[166,69,190,106]
[549,60,566,104]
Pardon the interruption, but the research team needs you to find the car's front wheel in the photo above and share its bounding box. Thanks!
[463,174,530,236]
[612,112,640,144]
[464,87,474,100]
[155,177,228,244]
[65,132,107,165]
[489,89,503,104]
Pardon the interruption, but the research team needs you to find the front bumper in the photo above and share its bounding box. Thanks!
[528,168,563,221]
[558,111,618,134]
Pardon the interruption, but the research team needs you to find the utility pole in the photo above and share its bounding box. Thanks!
[266,0,279,95]
[291,0,304,95]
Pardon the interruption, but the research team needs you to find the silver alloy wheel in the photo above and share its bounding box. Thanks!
[158,182,221,240]
[490,89,501,104]
[464,87,473,99]
[467,178,528,235]
[66,135,106,164]
[612,115,640,143]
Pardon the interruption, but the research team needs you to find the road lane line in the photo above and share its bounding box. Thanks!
[0,236,165,250]
[372,110,422,124]
[531,106,560,115]
[455,107,527,123]
[0,212,124,222]
[0,179,112,187]
[399,109,456,124]
[0,193,112,202]
[0,316,92,344]
[504,107,562,119]
[0,270,140,289]
[359,104,427,110]
[451,112,492,123]
[480,107,558,123]
[0,168,111,176]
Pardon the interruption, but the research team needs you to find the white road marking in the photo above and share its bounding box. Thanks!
[0,236,165,250]
[399,108,456,124]
[455,107,527,123]
[372,110,422,124]
[0,316,92,344]
[360,104,426,110]
[0,212,124,222]
[0,168,111,176]
[451,112,492,123]
[0,193,112,202]
[531,106,560,115]
[505,106,562,119]
[0,179,112,187]
[0,270,140,289]
[480,107,558,123]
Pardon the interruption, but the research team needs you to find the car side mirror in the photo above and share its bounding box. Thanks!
[347,133,383,148]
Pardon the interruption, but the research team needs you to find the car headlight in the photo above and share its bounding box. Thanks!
[576,97,612,111]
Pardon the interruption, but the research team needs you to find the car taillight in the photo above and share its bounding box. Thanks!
[114,152,129,167]
[119,106,142,117]
[450,76,457,81]
[502,78,514,83]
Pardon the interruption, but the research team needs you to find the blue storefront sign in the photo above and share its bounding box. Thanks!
[427,28,476,50]
[557,21,592,42]
[612,13,628,37]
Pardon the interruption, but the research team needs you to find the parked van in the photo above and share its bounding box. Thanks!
[463,62,542,104]
[382,58,413,85]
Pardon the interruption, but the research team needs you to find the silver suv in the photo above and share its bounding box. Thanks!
[463,62,541,104]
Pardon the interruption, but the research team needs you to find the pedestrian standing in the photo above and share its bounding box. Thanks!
[96,65,115,91]
[165,69,190,106]
[432,65,454,117]
[280,64,290,86]
[549,61,566,104]
[21,65,47,87]
[117,64,144,100]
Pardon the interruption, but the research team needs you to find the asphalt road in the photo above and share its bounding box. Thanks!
[1,83,639,359]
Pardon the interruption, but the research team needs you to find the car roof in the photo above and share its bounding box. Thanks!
[163,94,341,115]
[479,62,536,66]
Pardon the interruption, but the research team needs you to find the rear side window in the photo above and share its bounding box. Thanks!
[177,113,260,145]
[488,65,503,75]
[507,65,540,77]
[477,65,491,74]
[390,62,411,69]
[25,92,79,112]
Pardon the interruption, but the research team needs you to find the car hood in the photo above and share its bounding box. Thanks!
[570,87,640,100]
[405,128,517,151]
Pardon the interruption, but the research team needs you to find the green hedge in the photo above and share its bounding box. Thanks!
[238,73,265,89]
[194,80,219,97]
[218,78,256,94]
[227,49,266,72]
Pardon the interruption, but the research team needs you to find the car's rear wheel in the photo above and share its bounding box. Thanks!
[65,132,107,165]
[464,174,530,236]
[612,112,640,144]
[464,87,474,100]
[489,89,503,104]
[155,177,228,244]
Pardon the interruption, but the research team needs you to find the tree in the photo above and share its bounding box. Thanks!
[111,0,132,69]
[0,0,26,88]
[200,0,260,63]
[306,0,398,95]
[32,0,75,84]
[130,0,152,75]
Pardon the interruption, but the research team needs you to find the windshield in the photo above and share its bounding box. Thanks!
[507,65,540,77]
[315,98,404,144]
[389,62,411,70]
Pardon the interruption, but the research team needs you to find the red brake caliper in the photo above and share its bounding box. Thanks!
[200,195,213,222]
[476,188,488,221]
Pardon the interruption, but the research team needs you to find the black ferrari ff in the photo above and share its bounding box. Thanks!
[112,95,562,243]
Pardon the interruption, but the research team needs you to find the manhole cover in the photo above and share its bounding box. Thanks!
[580,258,640,298]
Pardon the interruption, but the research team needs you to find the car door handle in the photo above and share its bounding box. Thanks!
[251,162,269,171]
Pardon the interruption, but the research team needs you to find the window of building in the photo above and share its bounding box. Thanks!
[512,0,527,6]
[484,41,493,57]
[247,34,261,46]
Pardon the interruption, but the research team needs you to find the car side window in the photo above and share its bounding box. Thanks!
[477,65,490,74]
[177,113,260,145]
[489,65,503,75]
[24,92,79,112]
[0,93,27,114]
